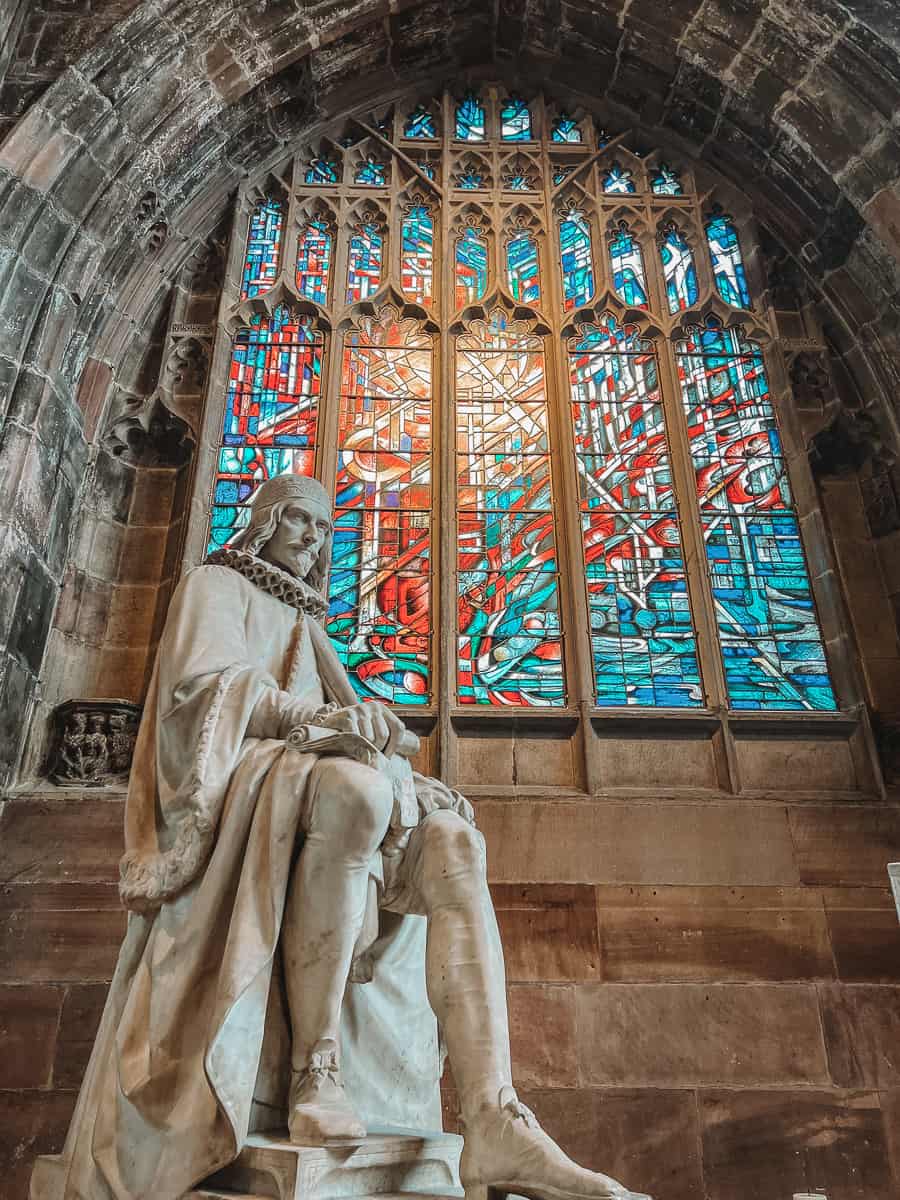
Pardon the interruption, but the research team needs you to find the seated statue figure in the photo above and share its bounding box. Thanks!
[31,474,646,1200]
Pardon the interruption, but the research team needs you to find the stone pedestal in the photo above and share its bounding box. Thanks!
[189,1132,463,1200]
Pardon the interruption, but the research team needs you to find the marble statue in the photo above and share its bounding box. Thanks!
[31,474,647,1200]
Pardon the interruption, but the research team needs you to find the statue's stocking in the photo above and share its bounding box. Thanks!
[418,814,513,1123]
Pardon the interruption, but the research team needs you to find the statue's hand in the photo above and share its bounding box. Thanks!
[321,702,406,759]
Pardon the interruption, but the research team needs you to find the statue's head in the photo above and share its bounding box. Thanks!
[229,474,333,592]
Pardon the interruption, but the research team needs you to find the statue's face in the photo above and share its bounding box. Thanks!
[260,498,331,581]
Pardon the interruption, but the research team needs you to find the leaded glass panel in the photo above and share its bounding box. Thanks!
[296,219,332,305]
[456,228,488,307]
[706,211,751,308]
[401,205,434,307]
[240,199,283,301]
[456,94,486,141]
[560,211,594,310]
[506,234,541,304]
[677,323,835,710]
[347,222,384,302]
[659,224,699,313]
[501,98,532,141]
[608,225,648,309]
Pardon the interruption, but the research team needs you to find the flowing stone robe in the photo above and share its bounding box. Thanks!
[31,559,449,1200]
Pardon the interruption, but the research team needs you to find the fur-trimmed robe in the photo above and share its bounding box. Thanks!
[31,558,451,1200]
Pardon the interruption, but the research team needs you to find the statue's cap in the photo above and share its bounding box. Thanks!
[248,473,331,514]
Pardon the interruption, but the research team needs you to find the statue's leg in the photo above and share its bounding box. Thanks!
[413,811,639,1200]
[282,758,393,1142]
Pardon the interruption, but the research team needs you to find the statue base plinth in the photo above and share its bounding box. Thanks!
[189,1131,463,1200]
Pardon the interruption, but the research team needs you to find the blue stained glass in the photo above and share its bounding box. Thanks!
[355,157,386,186]
[651,163,683,196]
[457,169,484,190]
[401,205,434,306]
[677,322,836,711]
[602,164,636,194]
[506,234,541,305]
[404,105,437,139]
[560,211,594,310]
[456,227,488,307]
[659,225,699,313]
[505,171,533,191]
[552,116,582,143]
[240,199,282,301]
[706,211,751,308]
[346,223,384,302]
[305,157,339,185]
[456,94,486,141]
[501,98,532,140]
[553,165,574,185]
[416,159,436,179]
[295,219,332,305]
[569,319,702,707]
[609,226,648,309]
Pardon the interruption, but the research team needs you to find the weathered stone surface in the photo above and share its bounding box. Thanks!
[819,983,900,1089]
[477,801,799,885]
[827,906,900,982]
[0,907,125,982]
[0,797,124,883]
[491,884,600,982]
[54,982,108,1088]
[508,984,578,1088]
[790,805,900,886]
[0,1090,77,1200]
[574,983,829,1086]
[699,1088,894,1200]
[519,1087,704,1200]
[0,983,61,1088]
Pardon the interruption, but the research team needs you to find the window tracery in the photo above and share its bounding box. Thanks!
[202,89,838,716]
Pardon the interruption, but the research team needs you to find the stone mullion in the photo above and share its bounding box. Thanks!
[180,187,255,571]
[437,90,458,782]
[658,335,738,791]
[540,126,599,793]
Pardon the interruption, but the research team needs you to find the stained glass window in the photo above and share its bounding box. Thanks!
[456,227,488,307]
[456,94,486,141]
[677,321,835,710]
[240,199,283,301]
[602,164,636,195]
[305,157,339,185]
[404,105,437,139]
[416,159,437,180]
[330,317,433,703]
[659,224,699,314]
[355,157,386,186]
[456,314,565,706]
[552,165,574,185]
[457,169,484,190]
[706,210,751,308]
[506,234,540,305]
[552,116,582,143]
[401,205,434,307]
[504,170,534,191]
[296,219,332,305]
[651,164,682,196]
[501,98,532,141]
[608,224,648,309]
[211,306,321,549]
[347,222,384,303]
[560,210,594,311]
[569,319,702,706]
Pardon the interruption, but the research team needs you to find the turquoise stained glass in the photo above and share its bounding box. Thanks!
[305,157,339,185]
[501,98,532,141]
[569,318,702,707]
[404,105,437,139]
[602,164,635,194]
[456,227,488,307]
[456,94,485,141]
[706,210,751,308]
[651,164,683,196]
[551,115,582,143]
[608,225,648,309]
[677,321,835,710]
[659,224,699,313]
[559,211,594,310]
[295,219,332,305]
[457,169,484,190]
[506,234,540,305]
[355,157,386,186]
[401,205,434,306]
[346,223,383,302]
[240,199,282,301]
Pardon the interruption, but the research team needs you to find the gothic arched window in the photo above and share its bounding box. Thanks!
[195,90,839,725]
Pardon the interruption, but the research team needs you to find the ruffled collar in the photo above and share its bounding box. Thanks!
[205,547,328,620]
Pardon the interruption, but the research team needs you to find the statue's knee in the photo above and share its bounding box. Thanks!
[313,762,393,853]
[420,810,485,884]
